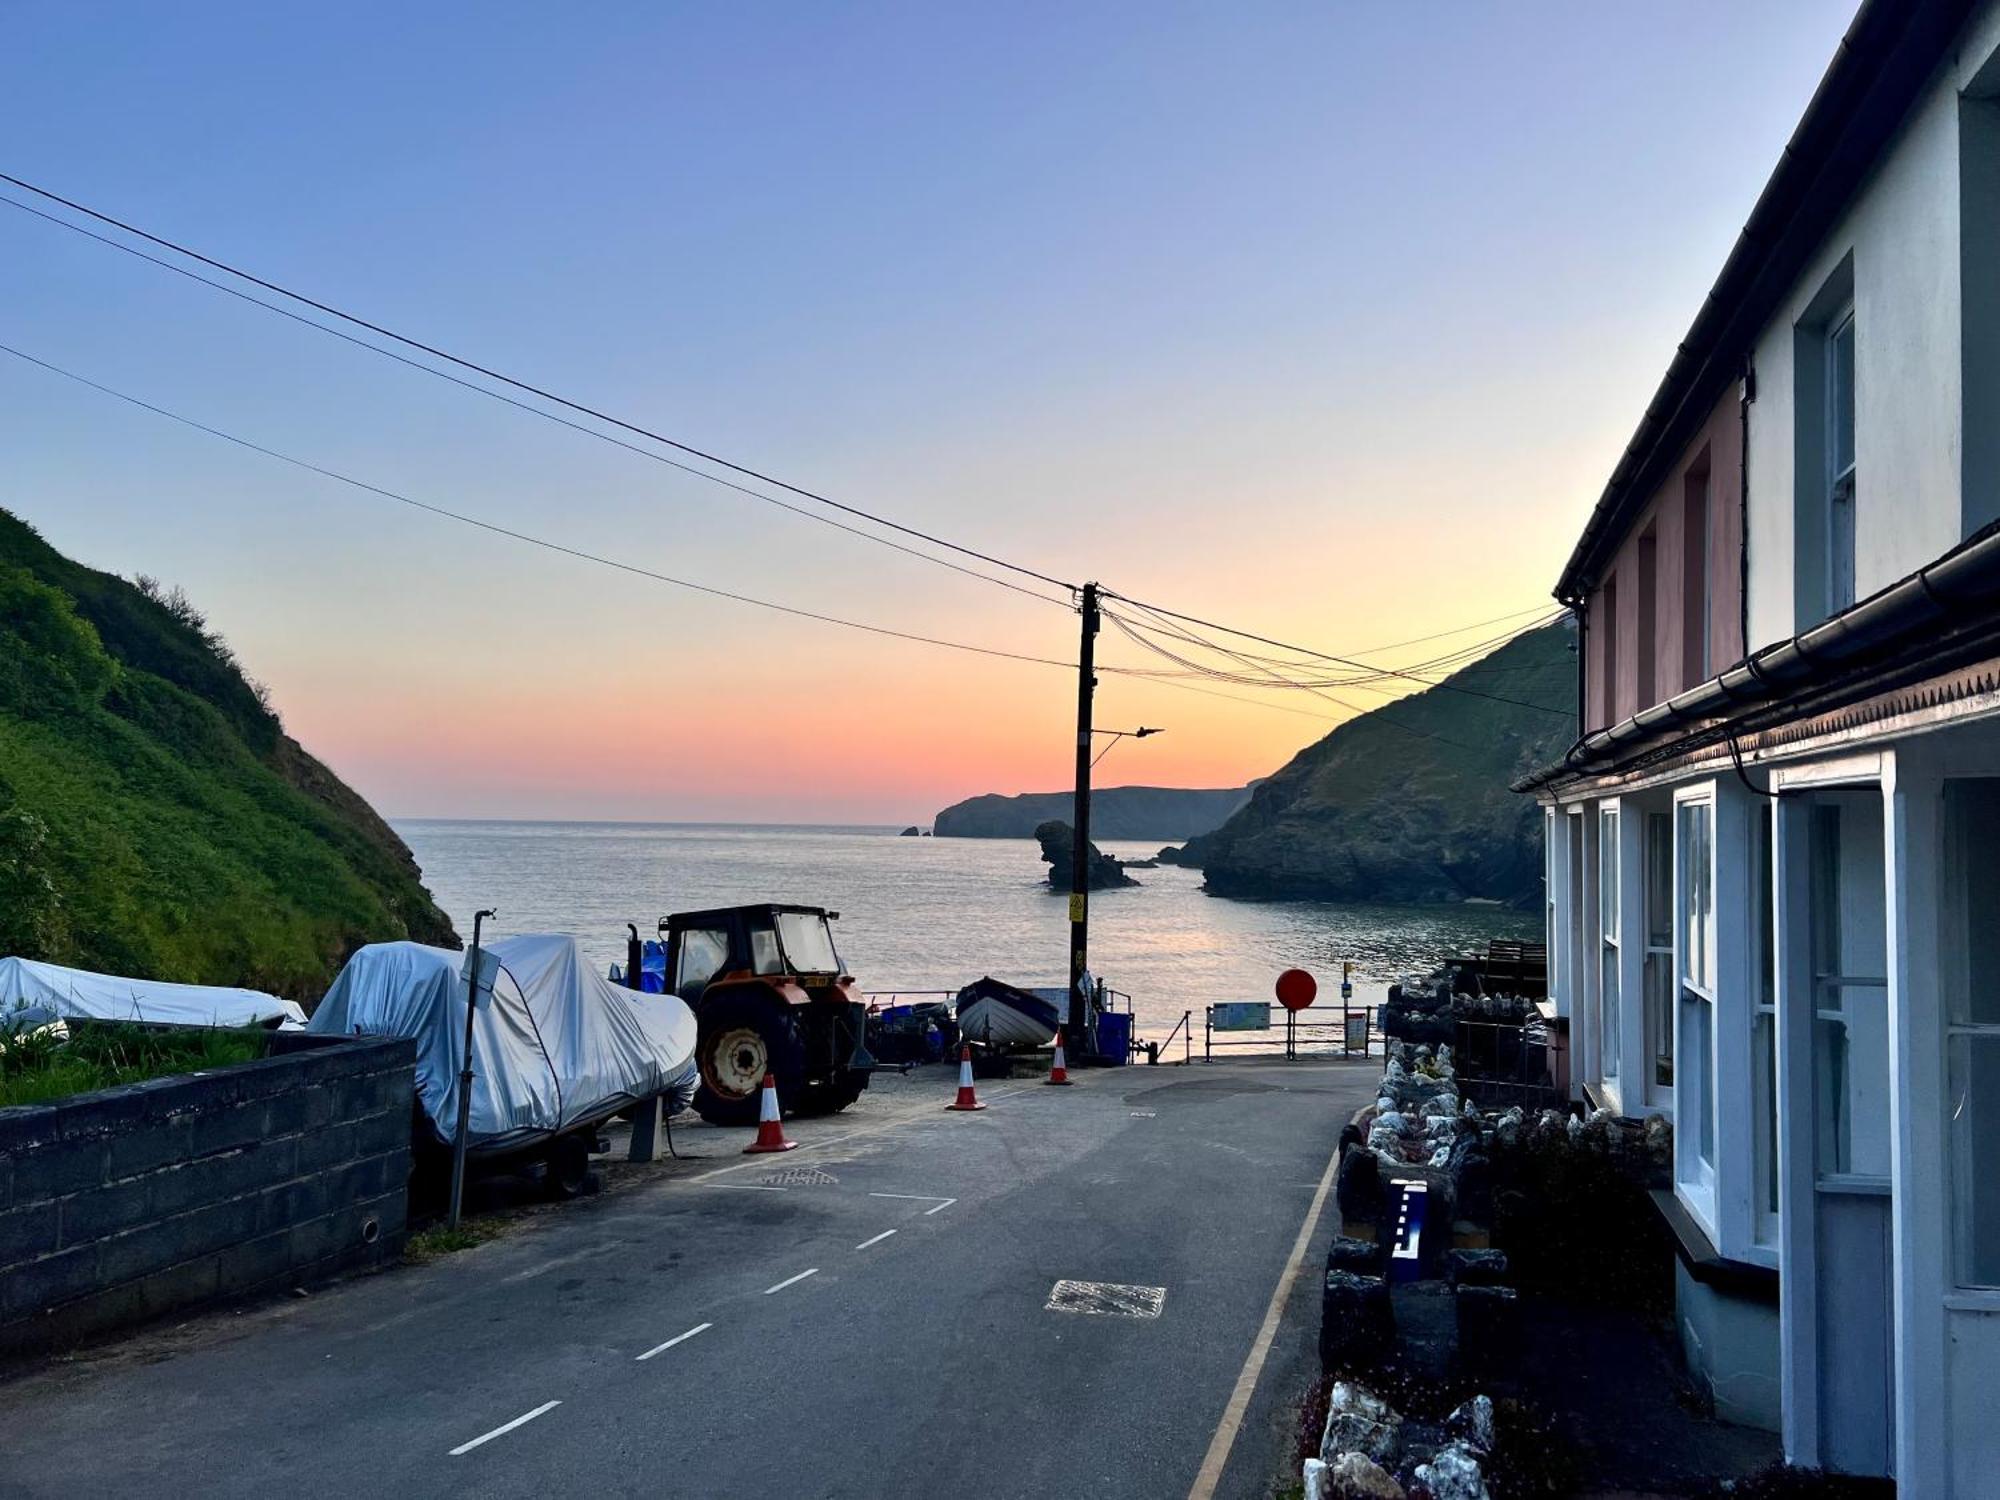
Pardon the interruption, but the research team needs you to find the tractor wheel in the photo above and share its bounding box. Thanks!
[796,1072,868,1117]
[544,1130,594,1200]
[693,987,806,1127]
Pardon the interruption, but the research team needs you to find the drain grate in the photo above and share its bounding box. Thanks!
[1045,1280,1167,1318]
[758,1166,840,1187]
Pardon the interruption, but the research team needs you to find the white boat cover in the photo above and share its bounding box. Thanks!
[307,934,697,1152]
[0,956,305,1029]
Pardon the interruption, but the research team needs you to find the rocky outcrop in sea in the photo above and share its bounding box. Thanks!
[1035,819,1137,890]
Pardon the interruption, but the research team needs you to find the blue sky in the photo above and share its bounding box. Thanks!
[2,2,1855,821]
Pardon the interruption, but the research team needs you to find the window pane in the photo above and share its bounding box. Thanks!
[1754,1010,1779,1237]
[1645,951,1674,1088]
[1600,809,1619,938]
[776,911,841,974]
[1945,780,2000,1027]
[1646,812,1673,947]
[1952,1034,2000,1288]
[1680,988,1713,1170]
[1830,315,1856,476]
[1756,810,1776,1009]
[1600,945,1621,1081]
[1816,982,1890,1177]
[1679,801,1713,990]
[749,926,783,974]
[674,929,729,995]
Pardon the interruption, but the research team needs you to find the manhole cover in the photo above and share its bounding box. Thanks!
[1045,1280,1167,1318]
[759,1166,840,1187]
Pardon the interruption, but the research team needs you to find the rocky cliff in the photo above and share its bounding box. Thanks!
[0,508,457,999]
[1035,820,1137,891]
[1175,621,1576,907]
[935,784,1252,840]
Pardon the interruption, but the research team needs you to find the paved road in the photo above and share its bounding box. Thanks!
[0,1059,1375,1500]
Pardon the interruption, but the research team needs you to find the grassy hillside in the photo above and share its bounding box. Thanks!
[1176,621,1577,907]
[0,509,456,998]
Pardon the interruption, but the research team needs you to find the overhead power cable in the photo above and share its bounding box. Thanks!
[0,170,1079,598]
[1102,601,1487,753]
[0,341,1077,671]
[1101,588,1574,717]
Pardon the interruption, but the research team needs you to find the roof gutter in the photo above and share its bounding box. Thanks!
[1516,518,2000,793]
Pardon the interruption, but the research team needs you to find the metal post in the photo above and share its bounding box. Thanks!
[1183,1009,1191,1065]
[1204,1006,1211,1062]
[448,908,495,1232]
[1067,581,1100,1053]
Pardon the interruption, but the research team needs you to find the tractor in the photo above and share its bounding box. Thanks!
[655,904,873,1127]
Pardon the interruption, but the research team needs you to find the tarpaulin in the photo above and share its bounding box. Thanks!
[0,956,305,1029]
[308,935,696,1153]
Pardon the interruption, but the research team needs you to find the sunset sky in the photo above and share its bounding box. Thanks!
[3,1,1854,824]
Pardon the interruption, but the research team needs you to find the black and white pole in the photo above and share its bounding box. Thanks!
[1068,582,1099,1053]
[448,907,496,1232]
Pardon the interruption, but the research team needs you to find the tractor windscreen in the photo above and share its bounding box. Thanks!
[775,911,841,975]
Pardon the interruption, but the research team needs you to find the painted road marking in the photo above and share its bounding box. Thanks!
[703,1181,786,1192]
[760,1165,839,1187]
[635,1322,712,1361]
[1046,1280,1167,1318]
[685,1085,1039,1184]
[854,1229,897,1250]
[868,1193,957,1215]
[763,1268,819,1295]
[449,1400,561,1456]
[1184,1136,1343,1500]
[1130,1110,1157,1118]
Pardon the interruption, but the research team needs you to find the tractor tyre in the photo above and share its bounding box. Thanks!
[544,1130,594,1200]
[693,987,806,1127]
[796,1071,868,1118]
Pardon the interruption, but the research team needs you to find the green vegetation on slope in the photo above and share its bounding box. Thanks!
[0,1019,268,1109]
[0,508,456,998]
[1176,621,1578,907]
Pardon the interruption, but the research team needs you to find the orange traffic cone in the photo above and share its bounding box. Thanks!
[1046,1028,1073,1086]
[945,1045,987,1111]
[743,1073,799,1153]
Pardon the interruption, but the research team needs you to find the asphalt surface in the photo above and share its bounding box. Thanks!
[0,1058,1376,1500]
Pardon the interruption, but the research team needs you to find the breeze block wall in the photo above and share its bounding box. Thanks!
[0,1032,416,1355]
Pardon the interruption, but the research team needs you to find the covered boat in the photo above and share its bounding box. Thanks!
[308,934,697,1155]
[954,976,1062,1050]
[0,956,305,1029]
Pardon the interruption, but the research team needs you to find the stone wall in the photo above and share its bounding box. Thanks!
[0,1032,415,1354]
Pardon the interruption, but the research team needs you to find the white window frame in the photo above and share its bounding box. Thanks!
[1825,303,1856,615]
[1674,786,1720,1233]
[1752,799,1781,1251]
[1941,778,2000,1291]
[1640,802,1677,1113]
[1598,802,1623,1096]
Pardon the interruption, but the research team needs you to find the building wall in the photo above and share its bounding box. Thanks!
[1582,386,1745,732]
[0,1032,414,1354]
[1677,1262,1783,1432]
[1746,5,2000,653]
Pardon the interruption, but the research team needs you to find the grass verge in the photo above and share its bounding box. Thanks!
[0,1018,266,1108]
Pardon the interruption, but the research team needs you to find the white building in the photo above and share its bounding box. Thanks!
[1520,1,2000,1490]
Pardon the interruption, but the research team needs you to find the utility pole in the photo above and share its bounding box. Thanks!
[1068,581,1099,1053]
[449,907,496,1232]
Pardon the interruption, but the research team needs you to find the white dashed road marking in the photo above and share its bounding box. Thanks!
[635,1323,712,1361]
[854,1229,897,1250]
[449,1400,561,1456]
[868,1193,956,1215]
[763,1268,819,1295]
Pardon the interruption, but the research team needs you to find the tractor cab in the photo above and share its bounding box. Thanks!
[657,904,873,1126]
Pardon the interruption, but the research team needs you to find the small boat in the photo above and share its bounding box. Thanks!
[955,976,1062,1050]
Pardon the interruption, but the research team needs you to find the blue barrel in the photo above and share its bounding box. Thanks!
[1095,1011,1132,1065]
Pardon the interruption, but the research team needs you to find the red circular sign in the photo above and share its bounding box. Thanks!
[1275,968,1317,1011]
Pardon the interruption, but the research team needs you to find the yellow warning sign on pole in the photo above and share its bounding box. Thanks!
[1069,893,1086,923]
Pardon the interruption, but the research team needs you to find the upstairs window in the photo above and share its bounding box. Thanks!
[1637,528,1658,708]
[1826,308,1857,613]
[1684,465,1712,686]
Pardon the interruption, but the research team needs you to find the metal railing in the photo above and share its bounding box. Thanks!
[1203,1002,1378,1061]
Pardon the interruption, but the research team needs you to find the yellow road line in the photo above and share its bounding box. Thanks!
[1185,1137,1342,1500]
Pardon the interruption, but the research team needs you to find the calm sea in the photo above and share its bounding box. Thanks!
[394,821,1536,1048]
